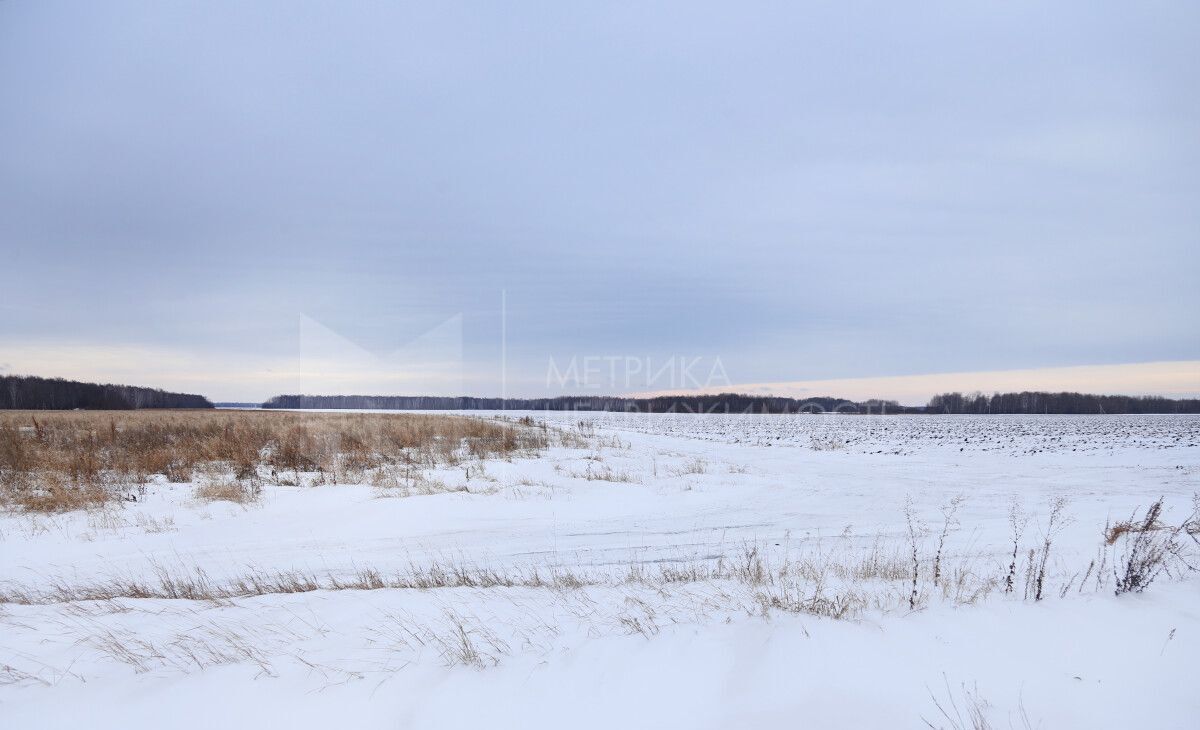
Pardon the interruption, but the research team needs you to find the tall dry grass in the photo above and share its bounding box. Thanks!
[0,410,555,512]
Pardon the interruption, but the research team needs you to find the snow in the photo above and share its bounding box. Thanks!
[2,413,1198,728]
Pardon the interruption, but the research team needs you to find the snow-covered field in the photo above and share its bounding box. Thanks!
[2,413,1197,729]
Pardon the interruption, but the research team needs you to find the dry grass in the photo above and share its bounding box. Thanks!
[3,470,114,513]
[923,676,1038,730]
[194,474,262,505]
[0,527,1117,620]
[85,620,293,677]
[0,410,557,512]
[370,466,469,498]
[669,457,708,476]
[3,506,1197,681]
[1105,510,1167,545]
[1112,497,1200,595]
[560,454,636,483]
[379,608,512,668]
[576,463,635,483]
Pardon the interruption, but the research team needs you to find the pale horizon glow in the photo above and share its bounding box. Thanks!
[2,342,1197,406]
[0,342,485,402]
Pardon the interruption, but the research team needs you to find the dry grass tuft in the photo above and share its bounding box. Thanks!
[1113,496,1199,595]
[194,475,262,505]
[5,473,114,513]
[1105,512,1166,545]
[669,457,708,476]
[371,466,468,498]
[923,676,1037,730]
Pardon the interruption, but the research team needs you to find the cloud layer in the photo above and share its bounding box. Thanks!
[2,2,1197,399]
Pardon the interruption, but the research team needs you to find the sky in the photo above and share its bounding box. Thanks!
[1,1,1198,403]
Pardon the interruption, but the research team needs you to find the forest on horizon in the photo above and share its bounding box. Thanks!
[262,391,1200,415]
[3,374,1197,414]
[0,375,213,410]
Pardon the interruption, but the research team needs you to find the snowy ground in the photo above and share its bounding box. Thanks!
[2,413,1197,728]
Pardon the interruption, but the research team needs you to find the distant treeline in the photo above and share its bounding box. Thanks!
[927,391,1200,414]
[264,391,1200,415]
[0,375,213,410]
[262,393,917,413]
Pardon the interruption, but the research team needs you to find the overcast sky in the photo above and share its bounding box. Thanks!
[2,1,1197,402]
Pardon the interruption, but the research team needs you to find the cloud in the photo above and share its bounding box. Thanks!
[1,3,1196,392]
